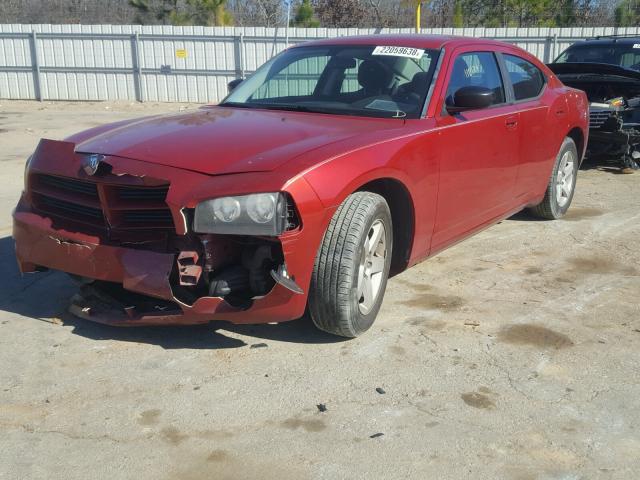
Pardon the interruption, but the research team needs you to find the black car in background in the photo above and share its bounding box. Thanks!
[548,36,640,173]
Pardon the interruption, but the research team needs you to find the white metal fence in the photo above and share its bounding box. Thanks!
[1,24,639,104]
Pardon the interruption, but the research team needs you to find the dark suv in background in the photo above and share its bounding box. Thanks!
[549,36,640,173]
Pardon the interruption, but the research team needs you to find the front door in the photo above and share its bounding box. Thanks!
[431,49,520,253]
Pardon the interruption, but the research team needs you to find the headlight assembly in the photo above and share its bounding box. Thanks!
[194,192,288,235]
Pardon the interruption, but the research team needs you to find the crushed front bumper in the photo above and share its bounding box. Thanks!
[13,139,331,326]
[13,208,309,325]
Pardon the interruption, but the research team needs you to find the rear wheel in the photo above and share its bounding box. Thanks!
[529,137,578,220]
[309,192,392,338]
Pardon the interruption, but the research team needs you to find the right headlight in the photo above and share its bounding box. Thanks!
[193,192,287,236]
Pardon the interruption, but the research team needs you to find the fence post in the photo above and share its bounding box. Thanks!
[233,34,244,79]
[240,33,245,78]
[29,31,42,101]
[543,36,551,63]
[131,32,143,102]
[552,33,558,62]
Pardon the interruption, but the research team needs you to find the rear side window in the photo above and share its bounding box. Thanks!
[504,54,545,101]
[445,52,505,106]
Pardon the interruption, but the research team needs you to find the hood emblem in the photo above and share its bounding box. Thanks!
[83,154,104,176]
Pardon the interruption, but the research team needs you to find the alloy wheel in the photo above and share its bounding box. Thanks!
[357,219,387,315]
[555,150,575,208]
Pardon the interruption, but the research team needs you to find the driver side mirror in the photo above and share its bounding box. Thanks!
[446,86,495,114]
[228,78,243,93]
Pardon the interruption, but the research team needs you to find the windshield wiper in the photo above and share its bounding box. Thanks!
[220,102,313,112]
[218,101,254,109]
[220,102,408,119]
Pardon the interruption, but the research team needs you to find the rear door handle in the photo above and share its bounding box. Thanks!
[505,115,518,130]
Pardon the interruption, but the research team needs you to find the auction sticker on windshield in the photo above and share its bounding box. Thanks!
[372,46,424,59]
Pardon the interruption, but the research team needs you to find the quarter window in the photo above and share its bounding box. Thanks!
[503,54,545,101]
[445,52,505,107]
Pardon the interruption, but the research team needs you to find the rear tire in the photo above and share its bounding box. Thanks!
[309,192,392,338]
[529,137,578,220]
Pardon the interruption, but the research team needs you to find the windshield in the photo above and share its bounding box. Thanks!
[555,43,640,71]
[221,45,440,119]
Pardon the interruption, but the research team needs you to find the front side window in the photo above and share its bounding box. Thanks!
[445,52,505,107]
[222,45,441,119]
[504,54,545,101]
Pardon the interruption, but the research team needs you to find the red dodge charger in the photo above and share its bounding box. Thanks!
[13,35,589,337]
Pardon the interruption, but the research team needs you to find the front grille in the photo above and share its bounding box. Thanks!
[589,109,613,129]
[115,185,169,201]
[35,193,105,223]
[37,175,99,197]
[31,174,174,231]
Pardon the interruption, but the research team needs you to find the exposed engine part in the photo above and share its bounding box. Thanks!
[208,265,251,296]
[170,235,283,307]
[176,250,202,286]
[242,245,275,295]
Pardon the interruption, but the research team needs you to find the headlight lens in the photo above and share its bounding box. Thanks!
[246,194,276,223]
[194,192,287,235]
[212,197,241,222]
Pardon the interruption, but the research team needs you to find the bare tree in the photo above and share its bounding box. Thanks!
[0,0,622,27]
[315,0,367,27]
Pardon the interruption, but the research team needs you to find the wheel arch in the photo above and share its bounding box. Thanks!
[355,177,415,276]
[567,126,585,165]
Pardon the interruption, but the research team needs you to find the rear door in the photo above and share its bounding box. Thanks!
[431,48,520,252]
[500,53,552,200]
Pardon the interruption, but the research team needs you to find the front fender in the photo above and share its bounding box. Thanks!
[302,129,439,263]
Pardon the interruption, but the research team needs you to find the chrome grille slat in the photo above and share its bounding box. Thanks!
[589,110,613,129]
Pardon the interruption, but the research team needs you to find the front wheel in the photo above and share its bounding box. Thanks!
[309,192,392,338]
[529,137,578,220]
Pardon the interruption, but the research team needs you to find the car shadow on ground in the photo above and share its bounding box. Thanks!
[506,157,629,223]
[581,156,633,174]
[0,236,344,349]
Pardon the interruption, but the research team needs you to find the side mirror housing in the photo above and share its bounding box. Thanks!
[228,78,243,93]
[446,86,495,114]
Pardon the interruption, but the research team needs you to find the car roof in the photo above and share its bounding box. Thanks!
[570,37,640,46]
[293,34,514,51]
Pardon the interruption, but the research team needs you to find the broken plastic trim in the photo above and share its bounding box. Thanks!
[270,264,303,295]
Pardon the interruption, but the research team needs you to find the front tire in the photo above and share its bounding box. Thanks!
[529,137,578,220]
[309,192,392,338]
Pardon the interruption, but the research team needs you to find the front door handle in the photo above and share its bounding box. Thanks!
[505,115,518,130]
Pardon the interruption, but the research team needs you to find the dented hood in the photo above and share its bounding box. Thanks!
[71,106,396,175]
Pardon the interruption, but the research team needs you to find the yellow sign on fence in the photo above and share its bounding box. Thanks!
[176,49,187,59]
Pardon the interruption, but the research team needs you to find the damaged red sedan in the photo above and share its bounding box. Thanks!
[13,35,588,337]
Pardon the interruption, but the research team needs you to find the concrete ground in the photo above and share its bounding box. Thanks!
[0,101,639,480]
